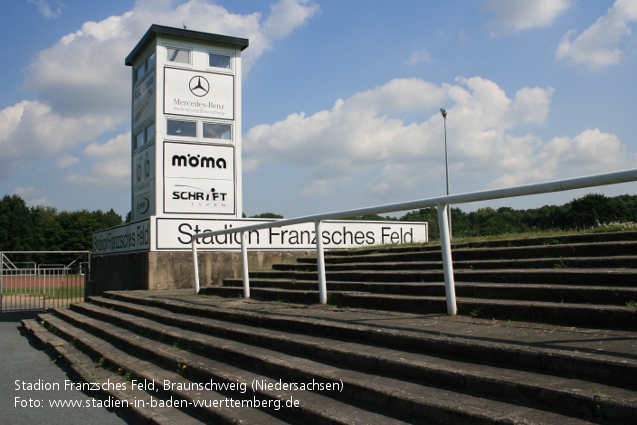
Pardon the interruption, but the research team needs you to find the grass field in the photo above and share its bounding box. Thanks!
[1,274,83,288]
[1,285,84,299]
[1,274,85,311]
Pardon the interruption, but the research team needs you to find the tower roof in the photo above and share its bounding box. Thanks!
[126,24,249,66]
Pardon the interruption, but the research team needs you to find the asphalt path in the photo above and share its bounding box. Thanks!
[0,311,134,425]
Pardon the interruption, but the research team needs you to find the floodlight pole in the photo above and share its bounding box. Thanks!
[440,108,452,238]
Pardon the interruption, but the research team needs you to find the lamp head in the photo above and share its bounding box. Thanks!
[440,108,447,118]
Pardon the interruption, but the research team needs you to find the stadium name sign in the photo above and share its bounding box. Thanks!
[93,219,428,254]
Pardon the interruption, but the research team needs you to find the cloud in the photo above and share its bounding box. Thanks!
[64,133,131,189]
[492,129,635,187]
[556,0,637,70]
[244,78,447,182]
[244,76,633,201]
[28,0,65,19]
[263,0,320,39]
[13,186,51,207]
[485,0,571,36]
[13,186,38,197]
[56,154,79,169]
[65,161,130,190]
[301,178,347,197]
[84,133,131,158]
[405,49,433,65]
[0,100,118,177]
[0,0,318,190]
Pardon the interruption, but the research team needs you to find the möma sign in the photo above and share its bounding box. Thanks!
[156,218,428,251]
[164,142,235,214]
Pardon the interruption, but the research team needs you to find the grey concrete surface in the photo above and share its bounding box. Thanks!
[0,311,134,425]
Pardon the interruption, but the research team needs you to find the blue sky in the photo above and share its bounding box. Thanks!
[1,0,636,219]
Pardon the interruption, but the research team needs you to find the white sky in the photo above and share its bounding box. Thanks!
[1,0,636,218]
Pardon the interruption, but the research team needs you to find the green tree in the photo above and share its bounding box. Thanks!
[400,208,440,239]
[347,214,393,221]
[29,205,63,251]
[522,204,567,231]
[54,209,123,251]
[565,193,613,228]
[0,195,31,250]
[249,212,284,219]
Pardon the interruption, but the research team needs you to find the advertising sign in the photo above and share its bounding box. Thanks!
[164,68,234,120]
[164,141,235,214]
[93,219,152,255]
[132,146,155,220]
[155,218,428,251]
[132,70,155,128]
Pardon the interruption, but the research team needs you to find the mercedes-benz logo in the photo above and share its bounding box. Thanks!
[189,76,210,97]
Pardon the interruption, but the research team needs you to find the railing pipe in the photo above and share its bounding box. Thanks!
[437,203,457,315]
[193,242,200,294]
[189,168,637,304]
[315,220,328,304]
[241,231,250,298]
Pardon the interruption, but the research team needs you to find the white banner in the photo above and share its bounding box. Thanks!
[164,68,233,120]
[155,218,428,251]
[93,219,152,254]
[164,142,235,214]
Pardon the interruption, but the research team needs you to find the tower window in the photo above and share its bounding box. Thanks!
[167,47,190,64]
[203,122,231,140]
[209,53,230,69]
[167,119,196,137]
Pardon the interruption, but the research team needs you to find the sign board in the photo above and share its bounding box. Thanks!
[155,218,428,251]
[132,145,155,219]
[164,68,234,120]
[163,142,235,214]
[133,70,156,127]
[93,218,427,254]
[93,219,152,254]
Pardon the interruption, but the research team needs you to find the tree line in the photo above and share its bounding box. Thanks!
[0,194,122,252]
[2,192,635,252]
[247,193,637,239]
[386,193,637,239]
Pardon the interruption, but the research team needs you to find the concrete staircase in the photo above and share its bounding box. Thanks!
[21,231,637,424]
[206,231,637,330]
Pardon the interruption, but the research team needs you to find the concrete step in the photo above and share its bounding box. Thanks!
[201,285,637,330]
[314,240,637,263]
[102,291,637,390]
[322,231,637,258]
[33,310,406,425]
[43,292,637,424]
[19,232,637,424]
[245,268,637,287]
[21,318,208,425]
[278,255,637,271]
[220,278,637,305]
[211,232,637,330]
[80,299,635,423]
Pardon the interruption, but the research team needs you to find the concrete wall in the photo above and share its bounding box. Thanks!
[89,250,313,295]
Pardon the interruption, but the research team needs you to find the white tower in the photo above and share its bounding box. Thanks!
[126,25,248,222]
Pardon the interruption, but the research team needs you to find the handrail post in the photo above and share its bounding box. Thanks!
[315,220,328,304]
[241,231,250,298]
[192,241,200,294]
[437,202,457,315]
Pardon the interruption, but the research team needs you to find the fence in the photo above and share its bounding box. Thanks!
[0,251,90,313]
[192,168,637,315]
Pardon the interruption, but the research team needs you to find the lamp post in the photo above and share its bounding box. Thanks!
[440,108,452,238]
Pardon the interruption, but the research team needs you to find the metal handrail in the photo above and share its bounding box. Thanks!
[191,168,637,315]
